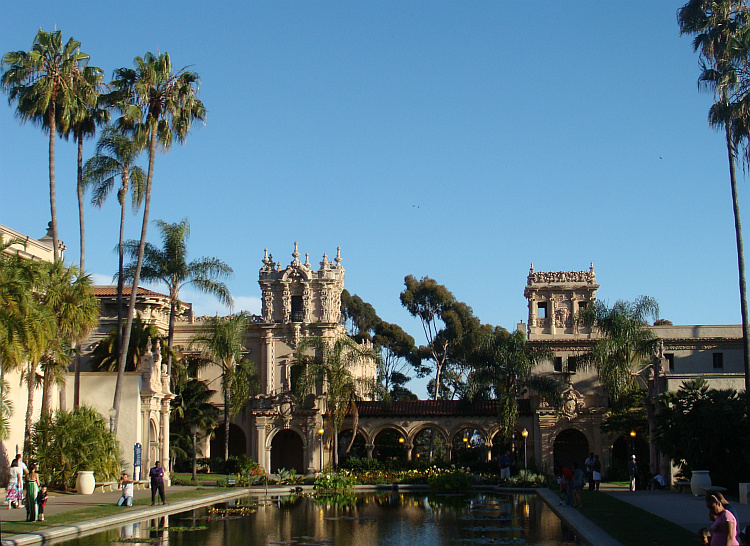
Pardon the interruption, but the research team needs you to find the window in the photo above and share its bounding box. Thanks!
[291,295,304,322]
[554,356,563,372]
[567,356,578,374]
[713,353,724,370]
[578,301,588,312]
[664,353,674,372]
[537,302,547,319]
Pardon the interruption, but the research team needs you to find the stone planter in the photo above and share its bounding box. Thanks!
[690,470,711,497]
[76,470,95,495]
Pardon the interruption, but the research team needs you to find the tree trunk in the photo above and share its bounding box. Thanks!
[726,122,750,392]
[116,173,129,375]
[224,379,230,462]
[113,123,156,433]
[77,131,85,272]
[24,360,36,455]
[167,298,176,378]
[48,104,59,262]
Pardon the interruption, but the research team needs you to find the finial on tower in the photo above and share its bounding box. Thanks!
[530,263,534,274]
[263,248,269,265]
[335,247,342,265]
[320,253,329,269]
[590,262,594,273]
[304,253,310,268]
[293,241,300,260]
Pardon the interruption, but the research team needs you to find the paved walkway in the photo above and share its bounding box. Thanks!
[600,483,750,535]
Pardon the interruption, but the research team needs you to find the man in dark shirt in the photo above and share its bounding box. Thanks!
[149,461,166,505]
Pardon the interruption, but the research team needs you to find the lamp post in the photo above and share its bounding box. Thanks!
[191,425,198,482]
[108,407,117,434]
[521,429,528,469]
[630,430,636,457]
[318,428,324,471]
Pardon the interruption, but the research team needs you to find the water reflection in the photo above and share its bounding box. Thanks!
[57,492,579,545]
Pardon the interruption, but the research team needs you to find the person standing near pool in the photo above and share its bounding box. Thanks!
[149,461,166,505]
[499,451,512,480]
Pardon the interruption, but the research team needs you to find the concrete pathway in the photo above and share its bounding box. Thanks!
[600,483,750,535]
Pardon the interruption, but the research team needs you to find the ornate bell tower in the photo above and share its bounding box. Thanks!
[523,263,599,340]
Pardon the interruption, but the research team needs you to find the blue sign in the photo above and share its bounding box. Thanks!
[134,443,142,481]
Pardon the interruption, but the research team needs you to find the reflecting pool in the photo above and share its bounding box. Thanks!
[55,491,579,545]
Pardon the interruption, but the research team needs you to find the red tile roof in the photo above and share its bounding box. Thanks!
[92,285,168,298]
[351,399,532,417]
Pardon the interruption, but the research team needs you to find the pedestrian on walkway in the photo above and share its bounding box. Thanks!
[499,451,512,480]
[585,452,595,490]
[570,461,584,508]
[25,463,40,521]
[37,485,48,521]
[149,461,166,505]
[628,455,638,491]
[706,493,739,545]
[6,458,22,509]
[592,455,602,491]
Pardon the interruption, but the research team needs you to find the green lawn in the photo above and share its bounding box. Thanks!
[1,487,233,538]
[576,490,697,545]
[171,472,232,485]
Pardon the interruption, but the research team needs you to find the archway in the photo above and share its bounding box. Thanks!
[338,429,367,461]
[270,429,304,473]
[553,428,589,470]
[412,427,447,463]
[373,429,406,462]
[210,424,247,458]
[611,434,649,482]
[451,427,486,467]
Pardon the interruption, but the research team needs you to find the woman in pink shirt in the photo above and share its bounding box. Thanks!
[707,493,739,546]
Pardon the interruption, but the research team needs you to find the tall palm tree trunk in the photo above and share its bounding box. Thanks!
[223,375,231,462]
[725,121,750,392]
[116,173,129,375]
[113,123,156,433]
[77,131,85,272]
[24,359,37,454]
[48,104,60,262]
[167,300,176,378]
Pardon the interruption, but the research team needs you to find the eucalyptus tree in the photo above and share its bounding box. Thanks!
[1,30,98,262]
[108,52,206,433]
[472,328,561,442]
[679,0,750,390]
[189,313,257,461]
[122,218,232,382]
[372,321,417,398]
[83,124,145,363]
[294,335,377,466]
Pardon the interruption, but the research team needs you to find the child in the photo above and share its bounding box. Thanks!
[118,473,134,507]
[698,527,710,544]
[36,486,48,521]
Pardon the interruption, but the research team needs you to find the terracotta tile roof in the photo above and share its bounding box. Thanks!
[92,285,168,298]
[352,399,532,417]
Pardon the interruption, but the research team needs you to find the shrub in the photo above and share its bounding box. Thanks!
[314,472,356,492]
[428,470,472,493]
[171,475,199,486]
[31,406,122,490]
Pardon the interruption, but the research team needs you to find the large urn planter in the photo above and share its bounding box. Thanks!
[690,470,712,497]
[76,471,95,495]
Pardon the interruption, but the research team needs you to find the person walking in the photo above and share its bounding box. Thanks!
[149,461,166,505]
[628,455,638,491]
[570,461,584,508]
[592,455,602,491]
[706,493,739,545]
[584,452,595,490]
[6,458,22,509]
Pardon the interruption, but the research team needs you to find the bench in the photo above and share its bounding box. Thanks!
[673,479,691,494]
[95,481,117,493]
[227,478,236,486]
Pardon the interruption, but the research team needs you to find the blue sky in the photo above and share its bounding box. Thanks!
[1,1,744,397]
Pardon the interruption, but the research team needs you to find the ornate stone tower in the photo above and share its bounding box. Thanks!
[523,263,599,340]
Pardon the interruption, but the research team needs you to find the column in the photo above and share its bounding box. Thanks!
[160,402,170,482]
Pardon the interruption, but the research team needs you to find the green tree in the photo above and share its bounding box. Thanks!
[471,328,561,441]
[679,0,750,390]
[122,218,233,383]
[36,261,99,416]
[189,313,257,461]
[88,313,163,372]
[31,406,121,490]
[83,124,146,377]
[400,275,481,400]
[0,377,13,441]
[655,378,750,488]
[170,377,220,470]
[1,30,97,262]
[340,290,380,342]
[294,335,376,466]
[108,52,206,433]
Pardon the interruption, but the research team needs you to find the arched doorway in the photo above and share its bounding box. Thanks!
[451,427,486,467]
[611,434,649,482]
[553,428,589,470]
[270,429,304,473]
[338,429,367,460]
[373,429,406,462]
[412,427,447,463]
[210,424,247,458]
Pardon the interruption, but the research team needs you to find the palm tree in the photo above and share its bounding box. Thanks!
[36,261,100,415]
[1,29,97,262]
[108,52,206,433]
[189,313,256,461]
[83,124,146,372]
[294,335,376,466]
[170,377,220,476]
[122,218,232,383]
[88,313,164,372]
[471,328,562,442]
[678,0,750,391]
